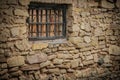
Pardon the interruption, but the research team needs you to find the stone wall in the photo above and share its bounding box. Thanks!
[0,0,120,80]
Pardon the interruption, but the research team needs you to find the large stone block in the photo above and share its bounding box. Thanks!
[7,56,25,67]
[26,53,48,64]
[32,43,48,50]
[69,37,83,45]
[15,40,30,51]
[14,9,28,16]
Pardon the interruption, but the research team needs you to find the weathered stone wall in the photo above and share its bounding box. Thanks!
[0,0,120,80]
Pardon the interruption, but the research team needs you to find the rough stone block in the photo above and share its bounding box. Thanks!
[7,56,25,67]
[26,53,48,64]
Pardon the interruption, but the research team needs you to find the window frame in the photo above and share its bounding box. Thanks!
[28,3,67,41]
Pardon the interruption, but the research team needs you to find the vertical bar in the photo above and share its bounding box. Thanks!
[36,9,39,37]
[40,9,43,37]
[62,6,66,37]
[28,9,30,37]
[54,9,57,37]
[31,9,34,37]
[46,9,48,37]
[58,9,60,36]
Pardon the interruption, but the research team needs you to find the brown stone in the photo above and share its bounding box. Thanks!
[1,63,7,69]
[0,69,8,75]
[15,40,30,51]
[48,68,60,73]
[71,59,79,68]
[0,57,7,63]
[57,53,72,59]
[26,53,48,64]
[14,9,28,16]
[19,0,29,5]
[40,61,51,68]
[69,37,83,45]
[101,0,114,8]
[10,70,23,77]
[7,0,17,4]
[84,36,91,43]
[7,56,25,67]
[32,43,48,50]
[53,59,63,65]
[9,67,19,72]
[109,45,120,55]
[83,60,94,65]
[21,64,40,71]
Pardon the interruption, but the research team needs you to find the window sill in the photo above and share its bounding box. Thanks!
[30,39,67,50]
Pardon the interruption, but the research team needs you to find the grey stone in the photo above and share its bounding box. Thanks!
[109,45,120,55]
[101,0,114,8]
[26,53,48,64]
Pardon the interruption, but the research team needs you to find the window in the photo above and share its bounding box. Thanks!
[28,3,67,40]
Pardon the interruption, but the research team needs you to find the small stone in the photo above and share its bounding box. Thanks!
[0,57,7,63]
[109,45,120,55]
[10,70,23,77]
[93,54,98,62]
[21,64,40,71]
[7,56,25,67]
[83,60,94,65]
[94,27,104,36]
[0,69,8,75]
[84,36,91,43]
[26,53,48,64]
[104,55,110,63]
[40,61,51,68]
[60,69,66,74]
[1,63,7,69]
[9,67,19,72]
[48,55,56,60]
[71,24,80,32]
[71,59,79,68]
[10,27,20,37]
[48,68,60,73]
[53,59,63,65]
[57,53,72,59]
[86,55,93,60]
[0,29,10,42]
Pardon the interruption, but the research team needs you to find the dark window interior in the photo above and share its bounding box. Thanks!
[28,3,67,40]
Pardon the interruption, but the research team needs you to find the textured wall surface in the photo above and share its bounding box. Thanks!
[0,0,120,80]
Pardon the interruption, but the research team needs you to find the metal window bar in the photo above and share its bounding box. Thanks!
[28,4,67,40]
